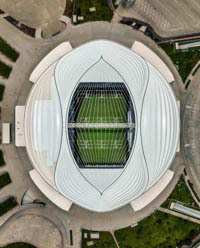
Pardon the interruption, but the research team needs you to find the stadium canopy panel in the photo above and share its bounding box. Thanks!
[25,40,179,212]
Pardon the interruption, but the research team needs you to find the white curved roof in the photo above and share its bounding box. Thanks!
[25,40,179,212]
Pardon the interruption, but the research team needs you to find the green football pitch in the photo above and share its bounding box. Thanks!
[77,129,127,164]
[77,94,127,123]
[76,94,128,165]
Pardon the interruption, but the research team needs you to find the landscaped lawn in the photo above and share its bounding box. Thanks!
[0,37,19,62]
[162,176,198,208]
[75,0,113,23]
[0,172,11,189]
[0,61,12,78]
[0,197,18,216]
[0,150,5,167]
[82,230,116,248]
[115,211,200,248]
[1,243,36,248]
[0,84,5,101]
[159,43,200,82]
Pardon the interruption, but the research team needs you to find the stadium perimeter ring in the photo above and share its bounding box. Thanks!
[25,40,179,212]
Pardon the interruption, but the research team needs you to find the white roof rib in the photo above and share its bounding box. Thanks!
[30,169,72,211]
[131,41,175,83]
[142,63,179,189]
[25,40,179,212]
[29,42,72,83]
[25,63,62,186]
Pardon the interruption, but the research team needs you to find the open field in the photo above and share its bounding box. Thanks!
[162,176,198,208]
[160,43,200,82]
[115,211,200,248]
[75,0,113,23]
[82,230,116,248]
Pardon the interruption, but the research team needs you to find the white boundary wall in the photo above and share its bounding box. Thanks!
[131,41,175,83]
[30,169,72,211]
[29,42,73,83]
[15,106,25,147]
[2,123,11,144]
[131,169,174,211]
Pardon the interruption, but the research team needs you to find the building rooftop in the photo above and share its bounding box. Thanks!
[24,40,179,212]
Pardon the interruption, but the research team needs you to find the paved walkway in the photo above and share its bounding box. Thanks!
[0,18,185,247]
[1,0,66,29]
[111,231,120,248]
[183,65,200,199]
[0,206,67,248]
[115,0,200,38]
[184,175,200,208]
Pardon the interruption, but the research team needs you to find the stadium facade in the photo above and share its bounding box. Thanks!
[24,40,179,212]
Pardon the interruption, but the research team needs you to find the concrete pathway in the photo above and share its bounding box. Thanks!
[115,0,200,38]
[183,65,200,199]
[0,206,66,248]
[111,231,120,248]
[0,0,66,29]
[184,175,200,208]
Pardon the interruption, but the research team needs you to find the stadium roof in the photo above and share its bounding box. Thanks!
[25,40,179,212]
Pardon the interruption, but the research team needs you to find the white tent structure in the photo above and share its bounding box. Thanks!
[25,40,179,212]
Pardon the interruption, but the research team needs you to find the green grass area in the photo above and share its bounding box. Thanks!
[0,61,12,78]
[77,129,127,164]
[82,230,116,248]
[115,211,200,248]
[0,150,5,167]
[0,172,11,189]
[75,0,113,23]
[162,176,198,208]
[0,38,19,62]
[78,95,127,123]
[159,43,200,82]
[0,84,5,101]
[1,243,36,248]
[77,94,127,164]
[0,197,18,216]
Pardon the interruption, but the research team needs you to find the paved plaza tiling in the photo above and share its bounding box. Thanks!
[0,0,66,28]
[115,0,200,38]
[183,65,200,198]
